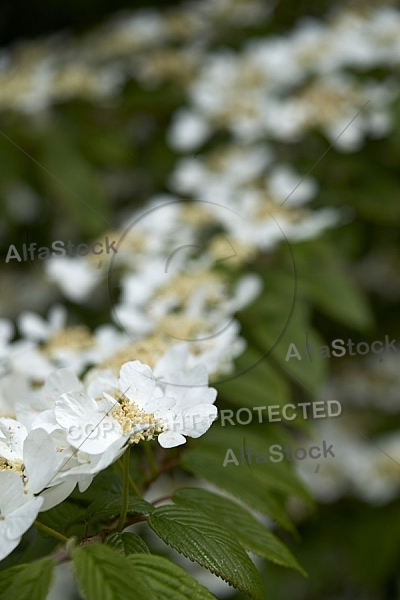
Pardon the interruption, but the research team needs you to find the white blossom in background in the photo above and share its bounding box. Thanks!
[18,304,66,343]
[2,0,400,577]
[45,257,103,303]
[267,165,318,206]
[169,144,274,199]
[167,109,212,151]
[296,419,400,507]
[1,334,54,383]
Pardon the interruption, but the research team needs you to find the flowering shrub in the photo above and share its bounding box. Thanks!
[0,0,400,598]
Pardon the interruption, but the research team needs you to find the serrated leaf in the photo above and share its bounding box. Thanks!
[180,449,294,532]
[0,559,53,600]
[173,488,307,576]
[105,532,150,555]
[195,426,314,499]
[180,447,295,532]
[128,554,217,599]
[72,544,154,600]
[85,492,153,524]
[148,505,264,600]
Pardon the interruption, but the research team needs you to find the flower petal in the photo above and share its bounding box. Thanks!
[154,344,188,380]
[18,311,50,342]
[43,368,81,404]
[55,391,101,432]
[0,471,24,513]
[179,404,218,438]
[23,428,62,494]
[1,495,43,541]
[86,370,119,399]
[157,430,186,448]
[118,361,156,408]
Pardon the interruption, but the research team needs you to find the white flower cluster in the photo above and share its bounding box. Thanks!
[0,187,270,563]
[169,144,338,250]
[2,0,400,567]
[0,330,219,560]
[0,0,273,113]
[169,6,400,153]
[296,350,400,506]
[0,2,399,137]
[296,419,400,507]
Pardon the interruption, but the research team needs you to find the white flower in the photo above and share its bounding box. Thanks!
[167,108,211,151]
[45,257,102,303]
[7,339,53,381]
[0,471,43,561]
[0,319,52,383]
[16,367,81,430]
[0,418,71,513]
[54,389,129,455]
[278,208,339,242]
[18,305,66,343]
[267,165,318,206]
[153,344,218,446]
[17,309,103,376]
[84,324,130,365]
[55,349,218,453]
[0,372,31,420]
[187,319,246,377]
[0,319,14,350]
[170,144,273,197]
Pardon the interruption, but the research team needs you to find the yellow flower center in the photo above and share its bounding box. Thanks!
[0,457,24,476]
[111,395,165,444]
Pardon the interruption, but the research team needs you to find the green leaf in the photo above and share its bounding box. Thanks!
[148,505,264,600]
[0,131,23,185]
[70,471,122,502]
[85,492,153,524]
[0,529,57,572]
[15,538,58,568]
[246,299,327,394]
[173,488,307,576]
[0,565,26,596]
[331,169,400,225]
[36,500,85,536]
[194,429,313,505]
[216,347,290,410]
[180,446,309,531]
[105,532,150,555]
[128,554,217,599]
[241,266,296,323]
[295,240,373,330]
[72,544,154,600]
[0,559,54,600]
[37,125,111,236]
[197,417,297,449]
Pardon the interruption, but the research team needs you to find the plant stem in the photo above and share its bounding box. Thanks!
[144,442,157,479]
[116,451,141,497]
[117,446,130,532]
[128,474,141,497]
[34,520,68,543]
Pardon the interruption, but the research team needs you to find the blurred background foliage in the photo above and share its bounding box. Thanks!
[1,0,400,598]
